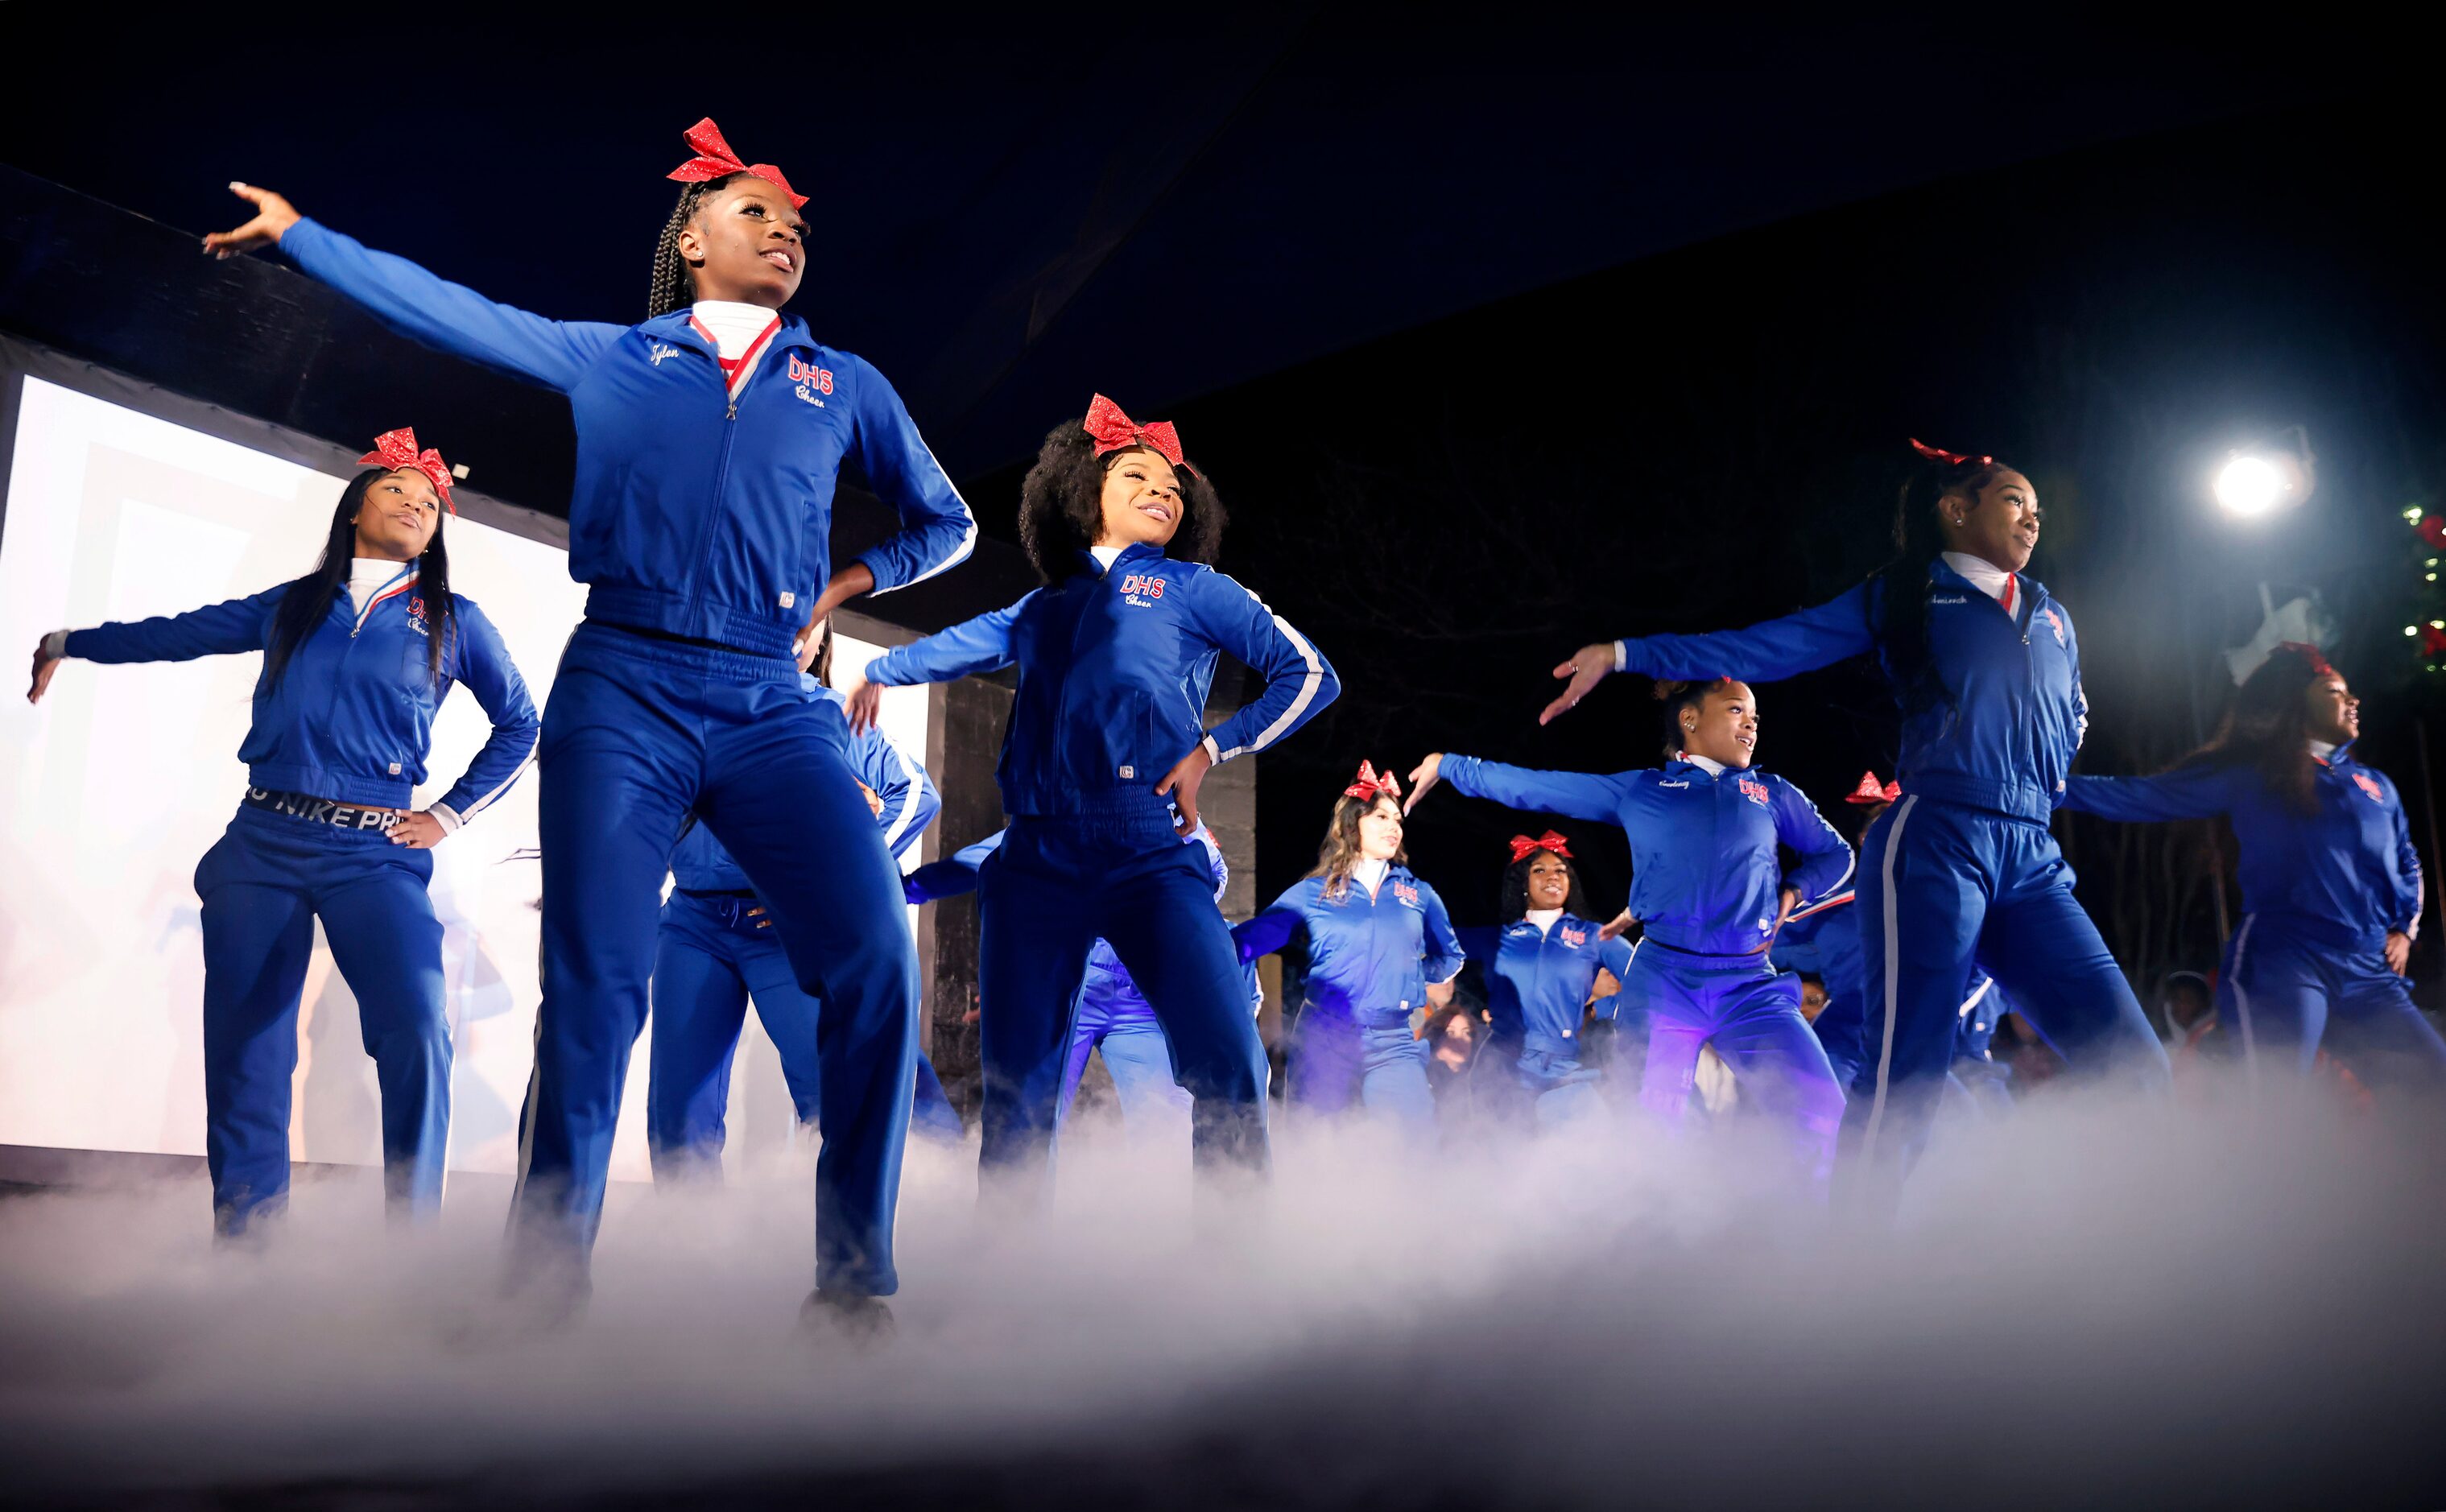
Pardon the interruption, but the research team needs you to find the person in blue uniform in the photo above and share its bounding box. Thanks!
[1535,440,2170,1179]
[1942,970,2017,1119]
[27,430,537,1236]
[1465,832,1635,1128]
[1408,678,1854,1178]
[207,121,977,1322]
[2060,642,2443,1090]
[1237,762,1466,1136]
[1767,771,1894,1093]
[647,623,961,1179]
[850,397,1335,1202]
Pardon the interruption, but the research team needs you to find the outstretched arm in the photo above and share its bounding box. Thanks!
[2057,766,2235,824]
[1407,752,1630,826]
[1233,883,1314,965]
[843,595,1031,734]
[1540,584,1877,725]
[37,588,284,704]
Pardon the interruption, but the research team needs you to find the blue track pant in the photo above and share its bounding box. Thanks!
[1857,797,2167,1172]
[977,812,1269,1202]
[2222,915,2446,1090]
[1287,1006,1437,1136]
[195,804,448,1234]
[1056,984,1194,1143]
[512,625,917,1298]
[647,890,961,1180]
[1630,944,1845,1179]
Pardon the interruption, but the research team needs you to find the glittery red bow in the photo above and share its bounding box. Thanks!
[2275,642,2337,678]
[1508,830,1573,863]
[667,117,808,210]
[1345,761,1401,802]
[1845,770,1900,805]
[1911,437,1994,469]
[357,428,455,514]
[1084,394,1188,471]
[2419,515,2446,550]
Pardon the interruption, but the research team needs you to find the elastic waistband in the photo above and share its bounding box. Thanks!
[1006,801,1187,842]
[1302,1000,1415,1031]
[677,887,759,900]
[584,585,799,659]
[1642,935,1772,963]
[1897,774,2055,824]
[571,619,801,684]
[242,787,400,833]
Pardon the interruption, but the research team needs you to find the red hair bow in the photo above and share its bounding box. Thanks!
[666,117,808,210]
[1911,437,1994,469]
[1084,393,1188,472]
[1345,761,1401,801]
[1508,831,1573,863]
[2275,642,2337,678]
[1845,770,1901,805]
[357,428,455,515]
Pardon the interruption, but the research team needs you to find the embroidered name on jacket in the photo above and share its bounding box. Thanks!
[1118,574,1167,605]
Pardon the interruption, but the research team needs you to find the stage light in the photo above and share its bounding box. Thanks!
[2212,427,2316,519]
[2215,455,2289,516]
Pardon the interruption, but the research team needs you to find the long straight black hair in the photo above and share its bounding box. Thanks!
[263,469,456,690]
[2175,643,2335,816]
[1863,448,2011,708]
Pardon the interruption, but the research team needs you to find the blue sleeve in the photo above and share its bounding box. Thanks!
[432,600,539,825]
[1418,881,1465,985]
[280,219,624,393]
[902,829,1002,904]
[850,721,937,860]
[846,356,978,595]
[1233,882,1313,963]
[2390,784,2425,935]
[2059,766,2235,823]
[1440,754,1632,826]
[2064,603,2091,754]
[1770,775,1855,905]
[1615,583,1875,684]
[1183,570,1339,764]
[65,588,282,663]
[1599,932,1637,980]
[864,594,1029,687]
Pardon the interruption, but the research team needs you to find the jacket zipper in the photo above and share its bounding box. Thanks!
[680,340,742,632]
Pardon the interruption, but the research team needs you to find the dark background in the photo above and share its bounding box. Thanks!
[5,10,2435,998]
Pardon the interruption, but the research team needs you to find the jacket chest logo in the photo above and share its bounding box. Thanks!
[787,354,835,407]
[1393,881,1419,907]
[1118,573,1168,605]
[1560,926,1586,948]
[2352,773,2385,804]
[1736,776,1770,807]
[2041,606,2066,646]
[405,595,430,638]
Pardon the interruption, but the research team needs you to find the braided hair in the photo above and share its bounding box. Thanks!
[646,175,742,319]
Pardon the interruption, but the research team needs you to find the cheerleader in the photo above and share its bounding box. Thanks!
[1407,679,1853,1175]
[1537,440,2169,1173]
[1469,831,1634,1127]
[207,121,975,1319]
[26,431,537,1234]
[1766,771,1894,1093]
[647,623,960,1179]
[2060,643,2443,1089]
[1235,763,1465,1136]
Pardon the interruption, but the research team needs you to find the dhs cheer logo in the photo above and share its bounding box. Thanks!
[788,355,835,407]
[405,595,431,638]
[1737,775,1770,808]
[2353,773,2386,804]
[1118,573,1167,607]
[1394,881,1420,907]
[2042,607,2067,646]
[1560,925,1587,948]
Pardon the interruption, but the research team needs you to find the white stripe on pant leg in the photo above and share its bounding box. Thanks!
[1861,795,1918,1159]
[2229,913,2259,1094]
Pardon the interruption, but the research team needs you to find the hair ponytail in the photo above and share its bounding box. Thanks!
[1652,677,1729,762]
[1865,448,2009,707]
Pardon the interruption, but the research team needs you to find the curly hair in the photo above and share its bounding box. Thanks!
[1499,849,1595,923]
[1016,416,1226,581]
[646,175,738,319]
[1308,791,1406,903]
[2178,642,2341,816]
[1652,677,1736,762]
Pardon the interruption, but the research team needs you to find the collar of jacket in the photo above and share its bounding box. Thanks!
[2314,738,2361,768]
[1069,540,1170,580]
[638,307,817,357]
[1661,757,1724,781]
[1927,555,2050,605]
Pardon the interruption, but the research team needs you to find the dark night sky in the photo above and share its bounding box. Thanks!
[4,14,2435,985]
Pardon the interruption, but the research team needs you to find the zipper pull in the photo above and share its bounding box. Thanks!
[726,399,738,420]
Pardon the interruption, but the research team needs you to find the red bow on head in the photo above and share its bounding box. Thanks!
[2420,515,2446,550]
[2275,641,2337,678]
[1345,761,1401,802]
[1911,437,1994,469]
[1508,831,1573,864]
[1845,770,1901,805]
[1084,393,1188,472]
[357,428,455,514]
[666,117,808,210]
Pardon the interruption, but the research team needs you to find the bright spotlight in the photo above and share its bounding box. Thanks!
[2215,455,2287,516]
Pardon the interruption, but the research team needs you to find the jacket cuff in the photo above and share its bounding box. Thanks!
[1613,639,1630,673]
[1201,733,1222,766]
[42,630,69,660]
[428,803,463,834]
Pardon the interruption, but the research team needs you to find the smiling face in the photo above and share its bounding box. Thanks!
[1357,795,1405,861]
[1680,681,1760,770]
[1093,447,1184,551]
[353,470,441,562]
[2304,673,2360,745]
[1939,467,2042,573]
[677,176,808,308]
[1524,851,1572,910]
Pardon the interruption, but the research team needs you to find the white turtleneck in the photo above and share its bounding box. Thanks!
[1680,751,1727,777]
[2308,738,2338,762]
[1089,544,1126,572]
[1351,857,1390,899]
[1942,551,2018,609]
[690,300,779,359]
[348,556,412,613]
[1523,907,1564,936]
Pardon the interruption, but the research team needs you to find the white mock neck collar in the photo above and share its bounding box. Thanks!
[1941,552,2017,604]
[1089,543,1126,571]
[1679,751,1727,778]
[1351,857,1390,897]
[690,300,780,358]
[2308,738,2338,762]
[1523,907,1564,935]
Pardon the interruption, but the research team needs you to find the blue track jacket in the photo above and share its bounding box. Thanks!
[68,572,537,818]
[282,219,975,659]
[848,543,1335,819]
[1474,915,1637,1051]
[2062,745,2423,952]
[671,684,938,892]
[1442,755,1853,956]
[1611,560,2089,824]
[1237,865,1465,1019]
